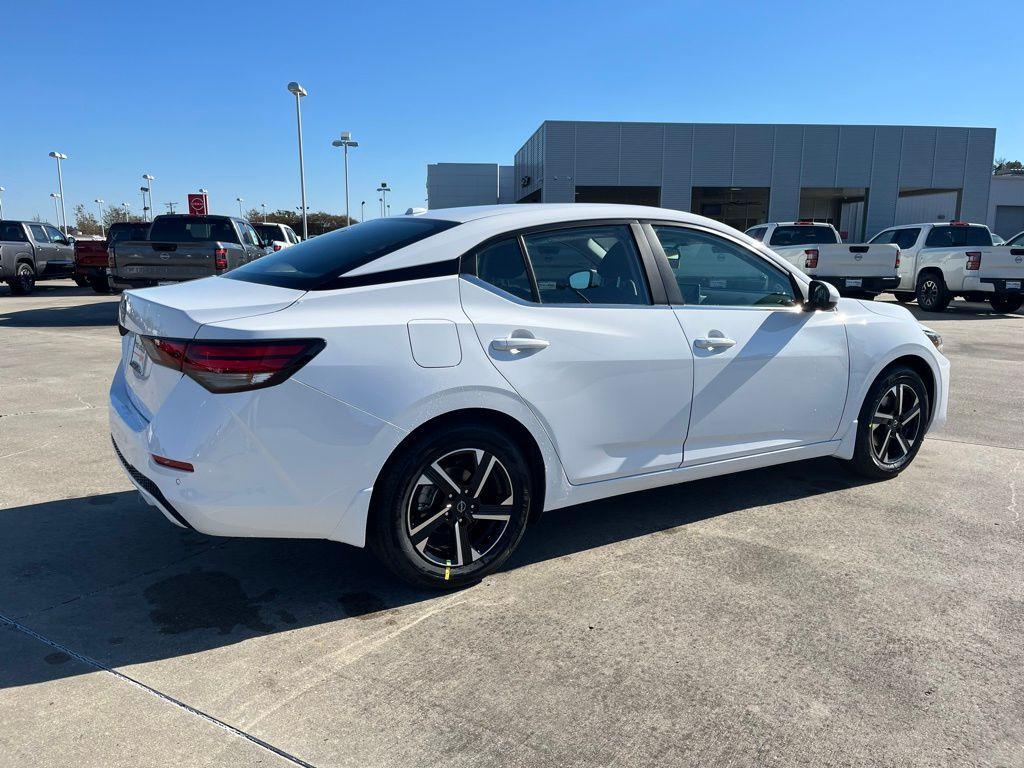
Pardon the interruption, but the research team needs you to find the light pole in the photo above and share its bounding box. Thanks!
[287,81,309,239]
[140,186,150,220]
[236,197,245,218]
[0,186,5,218]
[360,200,365,222]
[165,202,178,214]
[260,203,267,222]
[377,182,390,216]
[331,132,358,226]
[378,197,383,217]
[48,151,68,234]
[49,193,61,224]
[121,202,130,221]
[94,198,105,237]
[142,174,155,221]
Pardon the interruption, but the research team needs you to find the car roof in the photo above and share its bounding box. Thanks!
[891,222,988,228]
[415,203,702,225]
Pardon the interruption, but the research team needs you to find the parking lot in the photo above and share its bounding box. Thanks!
[1,281,1022,767]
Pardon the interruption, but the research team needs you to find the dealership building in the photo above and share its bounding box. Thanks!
[427,121,1021,240]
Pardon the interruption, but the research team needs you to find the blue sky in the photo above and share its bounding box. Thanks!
[3,0,1021,222]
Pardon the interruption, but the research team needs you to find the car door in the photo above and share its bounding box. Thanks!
[871,227,921,291]
[459,221,694,485]
[27,223,55,272]
[647,223,849,466]
[43,225,74,270]
[239,221,266,262]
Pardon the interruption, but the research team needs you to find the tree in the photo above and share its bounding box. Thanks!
[102,205,144,228]
[73,204,102,235]
[993,157,1024,174]
[246,208,357,236]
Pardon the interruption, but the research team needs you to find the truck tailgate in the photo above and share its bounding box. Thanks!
[813,244,900,277]
[115,241,217,282]
[979,247,1024,281]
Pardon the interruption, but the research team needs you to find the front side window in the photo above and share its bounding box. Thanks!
[225,216,459,290]
[654,226,796,308]
[924,225,992,248]
[475,238,535,301]
[44,225,67,245]
[891,228,921,250]
[240,223,262,247]
[521,225,650,305]
[1007,231,1024,247]
[28,224,50,243]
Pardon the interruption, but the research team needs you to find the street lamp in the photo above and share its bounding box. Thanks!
[331,132,359,226]
[142,174,155,222]
[49,193,61,224]
[0,186,5,219]
[121,202,130,221]
[360,200,365,222]
[236,197,245,218]
[260,202,267,222]
[377,182,390,217]
[48,151,68,234]
[140,186,150,220]
[287,81,309,239]
[94,198,105,237]
[378,197,383,217]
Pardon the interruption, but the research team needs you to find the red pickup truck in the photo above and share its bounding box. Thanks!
[74,222,149,293]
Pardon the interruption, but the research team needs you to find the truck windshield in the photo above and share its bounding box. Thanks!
[769,226,838,247]
[149,218,239,243]
[224,217,460,290]
[924,226,993,248]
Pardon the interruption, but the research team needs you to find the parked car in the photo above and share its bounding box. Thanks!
[1006,230,1024,247]
[111,204,949,589]
[0,220,76,295]
[254,222,301,251]
[745,221,900,298]
[869,222,1024,313]
[72,221,152,294]
[109,214,270,291]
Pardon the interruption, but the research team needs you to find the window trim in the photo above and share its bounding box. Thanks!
[460,219,667,307]
[641,220,806,310]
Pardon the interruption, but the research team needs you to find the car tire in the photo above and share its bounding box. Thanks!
[915,272,951,312]
[893,292,915,304]
[7,262,36,295]
[369,423,533,590]
[844,365,929,480]
[989,295,1023,314]
[90,274,111,294]
[74,276,91,287]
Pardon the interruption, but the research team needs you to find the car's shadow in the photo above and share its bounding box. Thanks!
[1,457,878,689]
[0,296,118,328]
[876,296,1022,321]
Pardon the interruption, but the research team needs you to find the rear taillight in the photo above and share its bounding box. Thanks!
[142,337,325,393]
[273,243,283,251]
[107,247,115,268]
[215,247,228,271]
[804,248,819,269]
[895,249,901,269]
[966,251,981,270]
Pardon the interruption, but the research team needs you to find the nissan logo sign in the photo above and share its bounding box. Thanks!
[1016,255,1023,264]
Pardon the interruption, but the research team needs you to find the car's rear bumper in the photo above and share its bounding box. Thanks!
[817,275,900,293]
[980,277,1024,294]
[108,362,407,546]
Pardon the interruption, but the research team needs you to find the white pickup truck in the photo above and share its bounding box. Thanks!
[745,221,900,298]
[868,222,1024,313]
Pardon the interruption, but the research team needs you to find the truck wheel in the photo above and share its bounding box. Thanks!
[89,274,111,294]
[915,272,951,312]
[74,276,91,287]
[6,262,36,295]
[990,295,1023,314]
[893,292,915,304]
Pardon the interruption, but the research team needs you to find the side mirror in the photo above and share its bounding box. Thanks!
[569,270,596,291]
[804,279,840,311]
[66,235,76,245]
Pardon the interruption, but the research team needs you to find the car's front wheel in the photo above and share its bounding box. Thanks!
[370,424,533,589]
[845,365,929,479]
[990,294,1023,314]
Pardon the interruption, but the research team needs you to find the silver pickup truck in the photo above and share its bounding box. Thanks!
[110,214,270,291]
[1,220,76,295]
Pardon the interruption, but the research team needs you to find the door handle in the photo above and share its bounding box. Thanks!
[694,336,736,350]
[491,335,550,353]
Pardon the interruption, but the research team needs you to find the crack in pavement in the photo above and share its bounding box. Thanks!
[0,613,319,768]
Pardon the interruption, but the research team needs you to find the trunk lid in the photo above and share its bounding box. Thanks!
[978,247,1024,280]
[114,241,220,282]
[119,277,304,419]
[811,244,900,277]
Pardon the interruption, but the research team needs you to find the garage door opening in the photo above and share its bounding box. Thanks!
[690,187,769,231]
[800,187,867,241]
[573,186,661,206]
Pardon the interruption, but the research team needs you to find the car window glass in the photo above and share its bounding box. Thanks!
[892,228,921,250]
[44,225,67,244]
[1007,232,1024,247]
[475,238,534,301]
[654,226,796,308]
[745,226,767,242]
[768,225,837,246]
[29,224,50,242]
[924,225,991,248]
[241,223,261,246]
[868,230,894,244]
[0,222,29,242]
[521,225,650,305]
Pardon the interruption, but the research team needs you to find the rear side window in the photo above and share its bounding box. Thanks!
[150,217,240,244]
[0,222,28,242]
[768,225,838,247]
[745,226,767,242]
[225,217,459,290]
[924,225,992,248]
[475,238,535,301]
[28,224,49,242]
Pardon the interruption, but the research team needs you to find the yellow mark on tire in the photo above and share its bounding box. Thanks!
[445,560,451,581]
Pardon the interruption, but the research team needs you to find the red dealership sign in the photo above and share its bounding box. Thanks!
[188,193,208,216]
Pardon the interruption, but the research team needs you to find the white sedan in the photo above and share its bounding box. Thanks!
[111,204,949,588]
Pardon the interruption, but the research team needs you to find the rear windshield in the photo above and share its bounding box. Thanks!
[224,217,459,290]
[254,224,283,242]
[149,217,239,244]
[924,225,992,248]
[768,225,839,246]
[108,223,151,242]
[0,221,28,242]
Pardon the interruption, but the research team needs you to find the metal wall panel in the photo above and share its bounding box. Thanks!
[800,125,840,187]
[573,122,620,186]
[619,123,664,186]
[932,128,969,188]
[732,124,774,187]
[691,124,734,187]
[866,126,902,236]
[661,124,693,211]
[768,125,802,221]
[898,127,937,189]
[960,128,996,223]
[835,126,874,187]
[543,121,576,203]
[427,164,498,209]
